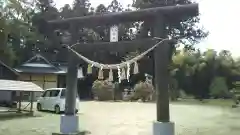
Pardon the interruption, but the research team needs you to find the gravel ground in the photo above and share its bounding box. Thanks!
[0,101,240,135]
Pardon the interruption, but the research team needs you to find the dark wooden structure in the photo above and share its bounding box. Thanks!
[48,3,198,126]
[14,54,90,99]
[49,4,198,28]
[0,60,18,80]
[0,79,43,116]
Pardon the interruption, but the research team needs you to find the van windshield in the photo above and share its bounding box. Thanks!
[60,89,78,98]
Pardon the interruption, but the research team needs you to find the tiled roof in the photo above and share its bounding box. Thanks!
[24,54,60,70]
[0,80,44,92]
[21,63,54,68]
[14,67,66,74]
[14,54,65,74]
[0,60,19,75]
[14,54,85,78]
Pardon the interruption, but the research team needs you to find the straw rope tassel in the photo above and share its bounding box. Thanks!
[98,69,104,80]
[87,64,92,74]
[108,69,113,82]
[121,68,126,80]
[133,62,139,74]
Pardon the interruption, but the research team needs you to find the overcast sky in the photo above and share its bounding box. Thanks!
[54,0,240,57]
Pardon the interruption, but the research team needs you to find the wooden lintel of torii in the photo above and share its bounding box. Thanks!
[47,4,198,29]
[72,38,157,53]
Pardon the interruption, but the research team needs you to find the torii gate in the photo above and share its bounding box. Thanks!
[48,4,198,135]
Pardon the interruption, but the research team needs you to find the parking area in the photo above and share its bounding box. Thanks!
[0,101,240,135]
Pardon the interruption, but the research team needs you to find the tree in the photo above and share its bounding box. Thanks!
[133,0,208,44]
[210,77,229,98]
[0,0,42,65]
[72,0,91,17]
[107,0,123,12]
[31,0,60,60]
[169,48,240,99]
[60,4,72,19]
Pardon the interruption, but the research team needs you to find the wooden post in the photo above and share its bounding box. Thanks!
[110,25,118,101]
[65,54,78,115]
[64,24,79,116]
[153,16,170,122]
[18,92,22,113]
[60,46,79,134]
[30,92,34,113]
[58,24,80,134]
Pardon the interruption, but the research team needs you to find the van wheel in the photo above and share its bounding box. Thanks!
[55,105,61,114]
[37,103,42,111]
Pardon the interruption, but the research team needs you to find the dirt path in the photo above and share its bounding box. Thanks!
[80,102,240,135]
[0,101,240,135]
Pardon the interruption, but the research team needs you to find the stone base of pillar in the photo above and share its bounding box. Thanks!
[153,121,174,135]
[59,115,79,134]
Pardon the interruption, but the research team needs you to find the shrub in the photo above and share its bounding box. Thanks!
[178,90,194,99]
[131,81,154,102]
[209,77,229,98]
[169,78,179,101]
[113,82,123,100]
[92,80,114,101]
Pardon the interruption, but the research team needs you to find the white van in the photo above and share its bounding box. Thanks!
[36,88,79,114]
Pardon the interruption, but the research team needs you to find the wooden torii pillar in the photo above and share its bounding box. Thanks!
[48,4,198,135]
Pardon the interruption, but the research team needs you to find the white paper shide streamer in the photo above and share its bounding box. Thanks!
[117,66,121,83]
[98,66,104,80]
[133,62,139,74]
[108,69,113,82]
[127,63,130,82]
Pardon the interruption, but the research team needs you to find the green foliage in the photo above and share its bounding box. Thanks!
[133,0,208,45]
[132,81,154,102]
[92,80,115,101]
[169,78,179,101]
[179,90,190,99]
[0,0,46,65]
[209,77,229,98]
[170,48,240,99]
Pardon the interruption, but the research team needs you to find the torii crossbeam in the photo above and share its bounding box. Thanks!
[48,3,198,135]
